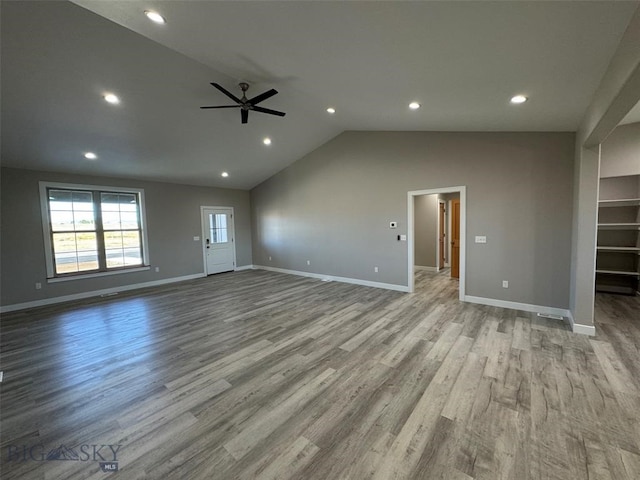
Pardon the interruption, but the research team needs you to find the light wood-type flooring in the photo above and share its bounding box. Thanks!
[1,269,639,479]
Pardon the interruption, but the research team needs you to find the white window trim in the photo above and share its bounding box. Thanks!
[39,181,151,279]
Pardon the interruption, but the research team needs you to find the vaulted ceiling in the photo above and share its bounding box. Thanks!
[2,1,638,189]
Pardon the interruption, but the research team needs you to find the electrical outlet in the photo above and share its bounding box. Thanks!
[269,256,272,261]
[35,282,42,290]
[475,236,487,244]
[193,236,200,241]
[502,280,509,288]
[306,260,311,266]
[374,266,379,273]
[155,267,160,272]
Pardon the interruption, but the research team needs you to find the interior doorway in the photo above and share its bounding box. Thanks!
[408,186,466,299]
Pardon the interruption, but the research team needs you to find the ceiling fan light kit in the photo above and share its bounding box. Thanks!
[201,82,286,124]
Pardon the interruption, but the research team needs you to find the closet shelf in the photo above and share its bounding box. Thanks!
[598,198,640,207]
[597,223,640,230]
[596,246,640,254]
[596,269,640,277]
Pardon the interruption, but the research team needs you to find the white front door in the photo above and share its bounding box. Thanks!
[201,207,235,275]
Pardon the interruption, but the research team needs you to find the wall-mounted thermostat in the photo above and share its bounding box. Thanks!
[389,221,398,229]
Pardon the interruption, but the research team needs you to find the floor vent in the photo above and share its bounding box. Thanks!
[537,312,564,321]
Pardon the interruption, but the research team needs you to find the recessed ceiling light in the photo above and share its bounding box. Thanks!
[263,137,272,146]
[221,172,229,178]
[84,152,97,160]
[144,10,166,24]
[104,93,120,104]
[326,107,336,114]
[510,95,528,104]
[409,102,421,110]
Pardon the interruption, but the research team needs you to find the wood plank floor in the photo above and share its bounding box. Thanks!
[1,269,639,479]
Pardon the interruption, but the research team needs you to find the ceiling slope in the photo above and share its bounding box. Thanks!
[2,1,638,188]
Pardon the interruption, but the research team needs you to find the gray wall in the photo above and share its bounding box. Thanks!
[1,167,252,307]
[251,131,575,309]
[601,122,640,178]
[414,194,438,268]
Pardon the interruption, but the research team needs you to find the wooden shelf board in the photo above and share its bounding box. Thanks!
[597,223,640,230]
[598,198,640,207]
[596,246,640,254]
[596,269,640,277]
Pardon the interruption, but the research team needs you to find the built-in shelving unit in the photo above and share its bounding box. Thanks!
[596,175,640,295]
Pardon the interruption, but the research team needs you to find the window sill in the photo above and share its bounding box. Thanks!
[47,266,151,283]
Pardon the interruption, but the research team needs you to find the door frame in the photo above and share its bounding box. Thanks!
[407,186,466,299]
[200,206,236,275]
[437,199,446,271]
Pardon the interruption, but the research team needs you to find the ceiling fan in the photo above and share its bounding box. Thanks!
[200,82,286,124]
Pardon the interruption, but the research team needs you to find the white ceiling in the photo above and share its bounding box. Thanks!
[2,1,638,189]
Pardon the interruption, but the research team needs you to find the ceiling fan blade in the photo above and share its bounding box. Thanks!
[253,106,286,117]
[200,105,242,109]
[211,82,241,103]
[248,89,278,106]
[241,109,248,124]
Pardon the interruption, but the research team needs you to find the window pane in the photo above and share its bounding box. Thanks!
[73,211,95,231]
[122,231,140,248]
[118,194,137,207]
[123,247,142,265]
[106,249,125,268]
[102,211,121,230]
[53,233,97,274]
[77,250,99,271]
[55,254,78,274]
[75,232,97,252]
[51,211,74,232]
[209,214,228,244]
[53,233,77,253]
[101,193,120,211]
[104,231,123,249]
[120,212,139,229]
[49,190,73,209]
[72,192,93,211]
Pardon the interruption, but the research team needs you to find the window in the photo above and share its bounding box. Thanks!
[209,213,228,244]
[40,182,149,279]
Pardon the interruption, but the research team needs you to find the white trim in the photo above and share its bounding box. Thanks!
[254,265,409,292]
[47,266,150,283]
[408,186,466,300]
[200,206,237,275]
[0,273,205,313]
[565,310,597,336]
[234,264,255,271]
[464,294,571,321]
[414,265,437,272]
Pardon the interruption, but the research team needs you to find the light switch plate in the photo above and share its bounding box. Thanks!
[400,234,407,241]
[475,236,487,244]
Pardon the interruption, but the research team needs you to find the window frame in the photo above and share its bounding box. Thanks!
[39,181,151,281]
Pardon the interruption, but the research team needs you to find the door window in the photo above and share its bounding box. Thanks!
[209,214,228,244]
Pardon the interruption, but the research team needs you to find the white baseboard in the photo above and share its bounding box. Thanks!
[254,265,409,292]
[565,310,596,336]
[414,265,437,272]
[0,273,206,313]
[463,294,574,325]
[234,264,255,271]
